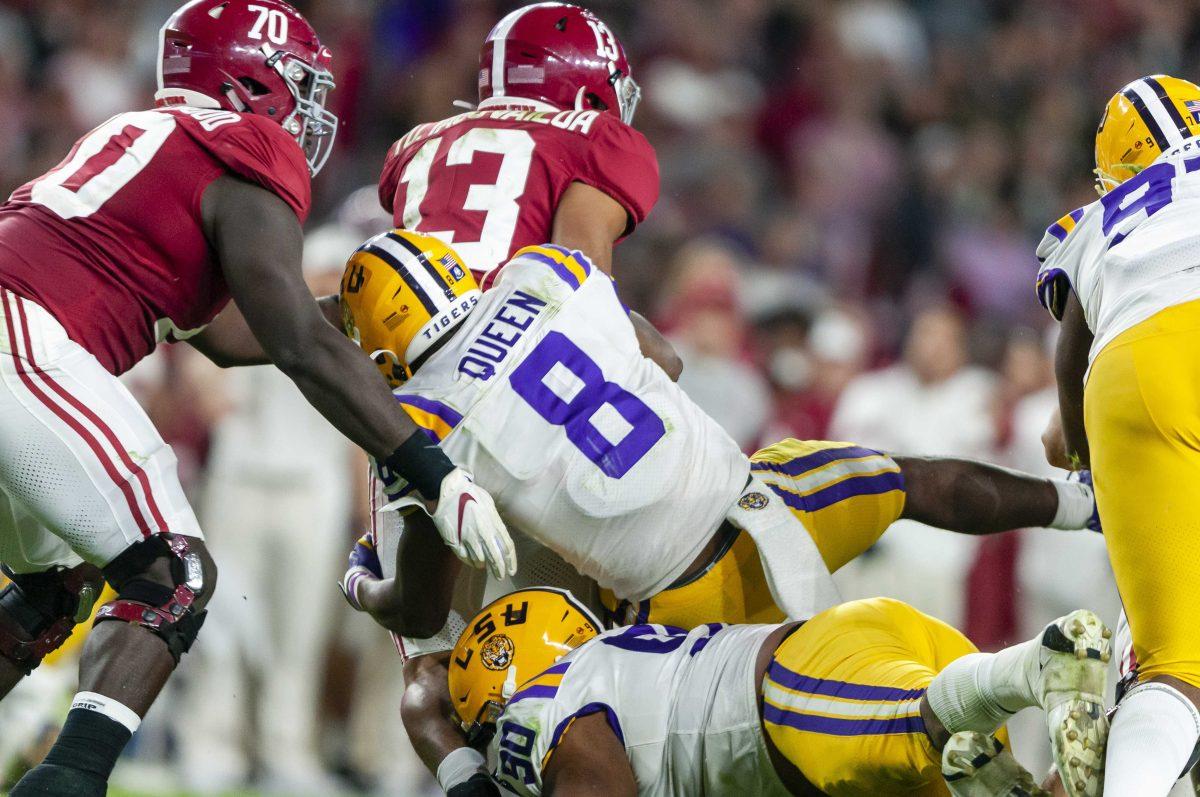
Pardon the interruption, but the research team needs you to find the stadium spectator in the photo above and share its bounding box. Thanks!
[829,304,997,628]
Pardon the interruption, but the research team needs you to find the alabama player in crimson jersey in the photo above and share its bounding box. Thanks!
[0,2,513,794]
[378,2,678,374]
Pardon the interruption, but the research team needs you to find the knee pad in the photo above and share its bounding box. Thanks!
[0,563,104,674]
[96,534,209,663]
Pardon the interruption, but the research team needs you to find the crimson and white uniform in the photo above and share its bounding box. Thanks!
[379,97,659,288]
[0,106,310,574]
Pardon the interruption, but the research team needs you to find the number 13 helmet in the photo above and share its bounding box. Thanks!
[479,3,641,125]
[449,588,601,744]
[340,230,481,388]
[155,0,338,175]
[1095,74,1200,194]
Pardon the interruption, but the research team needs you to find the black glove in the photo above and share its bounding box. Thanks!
[447,772,501,797]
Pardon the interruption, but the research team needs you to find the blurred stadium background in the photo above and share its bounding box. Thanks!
[1,0,1193,794]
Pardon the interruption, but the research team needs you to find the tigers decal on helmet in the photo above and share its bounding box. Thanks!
[340,230,481,387]
[448,588,601,744]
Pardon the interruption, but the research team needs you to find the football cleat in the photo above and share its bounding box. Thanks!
[942,731,1049,797]
[1037,610,1111,797]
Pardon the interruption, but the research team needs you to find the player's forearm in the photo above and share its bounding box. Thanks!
[401,655,468,777]
[354,575,431,636]
[897,456,1060,533]
[272,321,420,459]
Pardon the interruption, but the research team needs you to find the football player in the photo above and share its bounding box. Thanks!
[0,2,512,794]
[1037,74,1200,793]
[377,2,676,375]
[371,5,677,786]
[447,588,1111,796]
[338,231,1104,795]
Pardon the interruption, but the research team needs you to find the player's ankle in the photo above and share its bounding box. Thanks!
[926,653,1011,734]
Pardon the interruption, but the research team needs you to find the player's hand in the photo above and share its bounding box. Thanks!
[339,530,382,611]
[1071,470,1102,533]
[385,468,517,579]
[447,773,501,797]
[1042,409,1075,470]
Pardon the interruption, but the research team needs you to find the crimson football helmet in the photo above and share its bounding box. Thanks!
[479,3,641,125]
[155,0,337,175]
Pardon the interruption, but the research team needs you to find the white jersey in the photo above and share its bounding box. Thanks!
[1036,141,1200,368]
[381,248,750,601]
[492,623,789,797]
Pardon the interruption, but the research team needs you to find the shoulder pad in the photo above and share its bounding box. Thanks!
[1036,207,1085,266]
[1035,207,1086,320]
[505,244,596,292]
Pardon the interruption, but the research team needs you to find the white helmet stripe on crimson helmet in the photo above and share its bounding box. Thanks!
[489,5,537,98]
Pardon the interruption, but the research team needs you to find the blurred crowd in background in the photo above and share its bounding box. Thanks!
[3,0,1196,793]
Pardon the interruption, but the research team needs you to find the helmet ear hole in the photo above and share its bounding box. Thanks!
[584,92,608,112]
[237,76,271,97]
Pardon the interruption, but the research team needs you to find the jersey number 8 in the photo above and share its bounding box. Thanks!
[510,332,665,479]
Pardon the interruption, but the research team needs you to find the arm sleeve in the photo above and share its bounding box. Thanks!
[581,119,660,237]
[185,113,312,223]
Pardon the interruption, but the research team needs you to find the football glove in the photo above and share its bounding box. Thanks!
[384,468,517,580]
[447,773,501,797]
[1072,470,1102,533]
[339,530,382,612]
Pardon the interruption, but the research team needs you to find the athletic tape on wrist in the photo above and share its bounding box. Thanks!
[1049,478,1093,529]
[71,691,142,734]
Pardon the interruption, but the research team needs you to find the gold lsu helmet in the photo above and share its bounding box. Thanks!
[340,230,481,387]
[448,588,601,743]
[1095,74,1200,194]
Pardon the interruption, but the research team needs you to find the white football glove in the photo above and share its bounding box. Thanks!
[383,468,517,579]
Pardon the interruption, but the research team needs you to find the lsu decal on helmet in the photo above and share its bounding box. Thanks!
[155,0,338,175]
[340,230,480,387]
[1095,74,1200,194]
[479,3,641,125]
[448,588,600,743]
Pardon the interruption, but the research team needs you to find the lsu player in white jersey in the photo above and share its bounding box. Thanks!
[1037,74,1200,794]
[445,588,1112,797]
[335,230,1104,795]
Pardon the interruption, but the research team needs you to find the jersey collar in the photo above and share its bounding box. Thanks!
[477,97,561,113]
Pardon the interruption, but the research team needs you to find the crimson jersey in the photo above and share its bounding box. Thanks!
[379,98,659,288]
[0,106,310,375]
